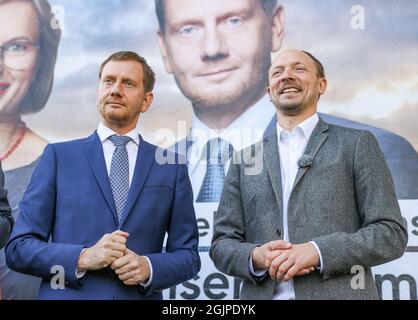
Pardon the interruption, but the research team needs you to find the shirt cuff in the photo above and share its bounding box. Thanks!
[249,249,267,277]
[309,241,323,273]
[140,256,153,288]
[76,248,87,279]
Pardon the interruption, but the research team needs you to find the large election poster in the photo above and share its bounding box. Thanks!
[0,0,417,300]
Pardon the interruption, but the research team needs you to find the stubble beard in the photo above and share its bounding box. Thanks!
[276,100,305,116]
[99,102,132,129]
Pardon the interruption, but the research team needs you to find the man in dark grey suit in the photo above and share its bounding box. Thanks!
[210,50,408,299]
[0,162,13,249]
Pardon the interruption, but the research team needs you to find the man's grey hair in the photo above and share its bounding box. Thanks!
[155,0,278,33]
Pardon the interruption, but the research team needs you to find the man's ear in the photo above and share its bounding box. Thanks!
[271,5,285,53]
[267,85,273,101]
[157,30,173,74]
[140,91,154,113]
[317,78,328,100]
[319,78,327,95]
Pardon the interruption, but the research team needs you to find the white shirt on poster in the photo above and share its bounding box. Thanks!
[187,95,276,201]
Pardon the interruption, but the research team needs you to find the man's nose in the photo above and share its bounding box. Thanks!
[279,68,295,82]
[201,25,228,61]
[110,81,123,96]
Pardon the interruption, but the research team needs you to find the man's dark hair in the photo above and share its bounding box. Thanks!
[155,0,278,33]
[302,51,325,78]
[99,51,156,93]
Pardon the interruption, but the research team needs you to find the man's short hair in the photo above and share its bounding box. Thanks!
[155,0,278,33]
[99,51,156,93]
[301,51,325,79]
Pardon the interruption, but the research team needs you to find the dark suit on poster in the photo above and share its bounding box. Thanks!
[319,113,418,199]
[210,119,408,299]
[5,132,200,300]
[0,163,13,249]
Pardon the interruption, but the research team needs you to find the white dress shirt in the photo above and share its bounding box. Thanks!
[96,123,140,186]
[249,113,323,300]
[77,123,153,287]
[188,95,276,200]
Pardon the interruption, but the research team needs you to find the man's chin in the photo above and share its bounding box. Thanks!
[103,110,129,123]
[192,94,239,110]
[277,102,304,116]
[187,86,250,109]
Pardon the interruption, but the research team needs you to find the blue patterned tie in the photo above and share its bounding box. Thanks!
[196,138,234,203]
[109,135,132,222]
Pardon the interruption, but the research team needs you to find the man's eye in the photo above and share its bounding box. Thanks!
[225,16,243,27]
[178,25,197,38]
[104,79,113,85]
[125,82,134,88]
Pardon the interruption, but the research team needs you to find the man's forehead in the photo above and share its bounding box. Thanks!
[271,50,313,69]
[101,60,143,79]
[163,0,259,22]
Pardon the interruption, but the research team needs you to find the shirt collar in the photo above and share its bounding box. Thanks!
[190,94,276,157]
[277,113,319,141]
[97,123,140,146]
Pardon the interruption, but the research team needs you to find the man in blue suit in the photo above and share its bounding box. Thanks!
[5,51,200,300]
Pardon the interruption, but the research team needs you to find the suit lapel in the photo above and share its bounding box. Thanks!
[263,132,284,215]
[178,138,193,159]
[83,132,118,224]
[291,119,329,193]
[264,114,278,138]
[119,138,155,228]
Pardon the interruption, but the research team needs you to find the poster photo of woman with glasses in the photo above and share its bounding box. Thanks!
[0,0,61,300]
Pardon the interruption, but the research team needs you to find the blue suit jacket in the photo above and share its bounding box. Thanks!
[5,132,200,300]
[174,113,418,199]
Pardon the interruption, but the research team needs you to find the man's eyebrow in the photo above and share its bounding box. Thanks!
[216,8,251,23]
[102,75,115,80]
[101,75,138,85]
[167,7,251,31]
[122,77,138,84]
[270,65,284,73]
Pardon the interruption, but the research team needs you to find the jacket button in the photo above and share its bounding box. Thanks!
[107,274,115,282]
[276,229,282,237]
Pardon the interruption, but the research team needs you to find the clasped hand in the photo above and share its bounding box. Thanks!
[252,240,320,282]
[77,230,150,285]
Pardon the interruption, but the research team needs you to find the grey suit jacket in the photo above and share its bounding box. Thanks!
[0,162,13,249]
[210,119,408,300]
